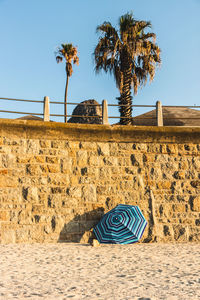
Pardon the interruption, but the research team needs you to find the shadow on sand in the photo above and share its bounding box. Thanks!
[58,207,104,243]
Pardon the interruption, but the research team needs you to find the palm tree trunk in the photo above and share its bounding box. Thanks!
[118,64,132,125]
[64,74,69,123]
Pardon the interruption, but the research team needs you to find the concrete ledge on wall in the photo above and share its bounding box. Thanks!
[0,119,200,143]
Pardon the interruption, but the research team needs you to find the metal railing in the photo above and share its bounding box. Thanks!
[0,96,200,126]
[0,97,44,117]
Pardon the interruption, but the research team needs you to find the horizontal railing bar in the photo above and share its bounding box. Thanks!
[108,104,156,107]
[50,114,102,118]
[163,118,200,120]
[67,102,101,106]
[163,105,200,108]
[0,110,43,116]
[0,97,43,103]
[133,118,200,120]
[50,101,101,106]
[50,101,65,104]
[109,116,200,120]
[109,116,156,119]
[134,117,200,120]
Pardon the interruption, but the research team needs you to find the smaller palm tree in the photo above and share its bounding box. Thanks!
[56,43,79,123]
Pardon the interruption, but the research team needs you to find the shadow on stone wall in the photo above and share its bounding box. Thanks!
[58,207,105,243]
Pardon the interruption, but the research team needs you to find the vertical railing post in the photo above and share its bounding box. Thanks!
[156,100,163,126]
[43,96,50,122]
[102,99,109,125]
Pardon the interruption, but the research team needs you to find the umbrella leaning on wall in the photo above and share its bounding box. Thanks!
[93,204,147,244]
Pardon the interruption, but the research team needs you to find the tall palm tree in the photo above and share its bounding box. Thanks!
[94,12,161,125]
[56,43,79,123]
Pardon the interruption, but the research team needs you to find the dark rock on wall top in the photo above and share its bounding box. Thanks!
[68,99,102,124]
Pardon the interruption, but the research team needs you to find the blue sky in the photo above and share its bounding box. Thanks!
[0,0,200,122]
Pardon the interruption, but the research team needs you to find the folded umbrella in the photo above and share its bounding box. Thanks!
[93,204,147,244]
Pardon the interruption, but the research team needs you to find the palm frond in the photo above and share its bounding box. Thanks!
[119,12,135,33]
[56,55,63,63]
[96,22,118,40]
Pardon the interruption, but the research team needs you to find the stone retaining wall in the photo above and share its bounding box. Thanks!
[0,120,200,243]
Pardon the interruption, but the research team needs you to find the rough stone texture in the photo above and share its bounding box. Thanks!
[68,99,102,124]
[0,120,200,244]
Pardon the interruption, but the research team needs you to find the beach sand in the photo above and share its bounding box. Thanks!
[0,243,200,300]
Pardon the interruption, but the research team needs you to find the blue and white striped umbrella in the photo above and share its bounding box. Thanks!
[93,204,147,244]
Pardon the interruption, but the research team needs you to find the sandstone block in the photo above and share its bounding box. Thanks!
[44,224,51,234]
[97,143,110,156]
[82,185,97,203]
[130,154,143,167]
[188,227,200,242]
[156,181,171,190]
[88,156,100,166]
[32,204,44,214]
[147,143,162,153]
[65,141,79,150]
[117,157,131,166]
[79,141,97,150]
[173,171,185,180]
[0,169,8,175]
[190,181,200,189]
[0,211,9,221]
[172,203,186,213]
[17,210,33,225]
[103,157,118,166]
[76,150,87,166]
[1,229,16,244]
[46,156,59,164]
[79,229,94,244]
[51,187,64,194]
[38,177,48,185]
[98,167,111,179]
[16,156,31,163]
[67,186,82,198]
[195,219,200,226]
[92,239,100,247]
[47,194,62,208]
[192,157,200,170]
[118,143,133,151]
[0,176,18,187]
[27,140,39,154]
[0,153,15,168]
[166,144,178,154]
[47,165,60,173]
[51,141,64,148]
[33,155,45,163]
[39,149,58,155]
[191,196,200,211]
[70,175,79,185]
[48,174,69,186]
[58,149,69,156]
[61,222,80,234]
[26,164,41,176]
[40,140,51,148]
[173,225,188,242]
[60,158,73,173]
[22,186,38,202]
